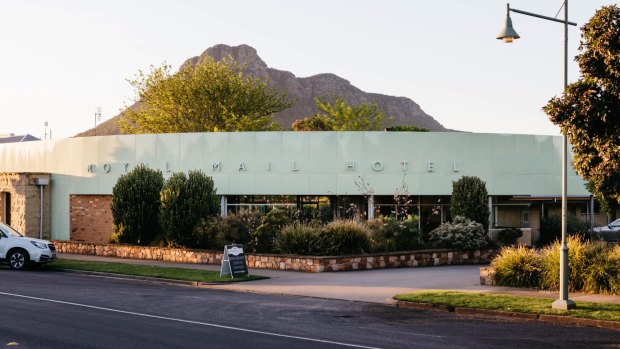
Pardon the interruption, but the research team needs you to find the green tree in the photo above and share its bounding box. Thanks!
[450,176,490,231]
[110,164,164,245]
[119,56,294,133]
[160,170,219,247]
[386,125,429,132]
[291,96,390,131]
[543,5,620,213]
[291,116,332,131]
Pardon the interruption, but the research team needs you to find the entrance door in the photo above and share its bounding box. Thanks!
[3,192,10,226]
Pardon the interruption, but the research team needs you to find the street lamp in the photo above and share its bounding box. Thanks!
[497,2,577,311]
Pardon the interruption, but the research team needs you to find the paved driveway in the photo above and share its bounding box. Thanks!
[61,253,620,305]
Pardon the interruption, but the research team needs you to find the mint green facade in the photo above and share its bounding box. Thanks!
[0,132,590,240]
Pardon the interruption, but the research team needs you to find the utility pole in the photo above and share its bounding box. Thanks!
[95,106,102,136]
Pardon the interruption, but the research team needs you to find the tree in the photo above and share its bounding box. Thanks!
[291,116,332,131]
[586,180,618,220]
[160,170,219,247]
[291,96,391,131]
[119,56,294,133]
[386,125,429,132]
[111,164,164,245]
[543,5,620,214]
[450,176,489,231]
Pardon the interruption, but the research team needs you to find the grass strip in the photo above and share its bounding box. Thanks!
[44,259,267,283]
[394,291,620,322]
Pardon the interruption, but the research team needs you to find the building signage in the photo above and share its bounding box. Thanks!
[86,160,463,174]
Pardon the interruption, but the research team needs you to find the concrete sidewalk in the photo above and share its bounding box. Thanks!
[60,253,620,305]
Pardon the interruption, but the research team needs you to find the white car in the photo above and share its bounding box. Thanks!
[592,218,620,243]
[0,222,57,270]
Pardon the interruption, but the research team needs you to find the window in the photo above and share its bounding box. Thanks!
[521,210,530,228]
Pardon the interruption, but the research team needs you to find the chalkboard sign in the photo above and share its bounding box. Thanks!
[220,244,248,278]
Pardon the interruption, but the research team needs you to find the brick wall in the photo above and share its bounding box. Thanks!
[70,195,113,244]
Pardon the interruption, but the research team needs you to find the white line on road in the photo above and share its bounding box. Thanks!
[0,291,382,349]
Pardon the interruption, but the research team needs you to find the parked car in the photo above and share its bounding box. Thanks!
[0,222,56,270]
[592,218,620,243]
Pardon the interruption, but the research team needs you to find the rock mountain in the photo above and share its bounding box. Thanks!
[78,44,446,136]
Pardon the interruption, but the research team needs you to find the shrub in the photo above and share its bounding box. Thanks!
[249,209,290,253]
[215,210,263,247]
[491,246,542,288]
[159,170,219,247]
[273,222,321,255]
[110,164,164,245]
[192,217,225,249]
[491,237,620,295]
[497,228,523,245]
[450,176,489,230]
[537,214,590,247]
[371,216,421,252]
[582,243,620,295]
[428,216,488,250]
[316,219,372,255]
[539,235,590,291]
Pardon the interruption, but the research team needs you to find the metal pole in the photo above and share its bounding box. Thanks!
[509,7,577,26]
[590,196,595,236]
[39,185,43,240]
[552,0,576,310]
[488,196,493,237]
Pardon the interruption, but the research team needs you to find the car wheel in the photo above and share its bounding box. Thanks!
[8,249,29,270]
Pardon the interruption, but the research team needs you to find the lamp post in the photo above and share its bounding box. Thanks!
[497,2,577,310]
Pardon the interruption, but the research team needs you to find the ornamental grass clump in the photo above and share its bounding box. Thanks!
[581,243,620,295]
[491,245,542,288]
[539,235,590,292]
[317,219,372,255]
[497,237,620,295]
[273,222,321,255]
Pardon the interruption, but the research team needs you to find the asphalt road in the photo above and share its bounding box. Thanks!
[0,268,618,349]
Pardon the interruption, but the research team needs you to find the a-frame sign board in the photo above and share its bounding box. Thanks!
[220,244,249,278]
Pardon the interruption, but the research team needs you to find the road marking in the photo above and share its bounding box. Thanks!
[0,291,381,349]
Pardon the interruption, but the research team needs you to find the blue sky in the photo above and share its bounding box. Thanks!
[0,0,616,139]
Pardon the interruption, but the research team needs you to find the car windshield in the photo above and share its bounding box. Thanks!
[0,223,23,237]
[610,219,620,227]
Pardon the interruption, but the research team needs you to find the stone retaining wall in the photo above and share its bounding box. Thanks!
[479,267,496,285]
[53,240,496,273]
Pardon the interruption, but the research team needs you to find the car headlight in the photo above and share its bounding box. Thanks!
[30,241,48,249]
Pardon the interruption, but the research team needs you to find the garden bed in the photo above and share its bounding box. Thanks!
[53,240,497,273]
